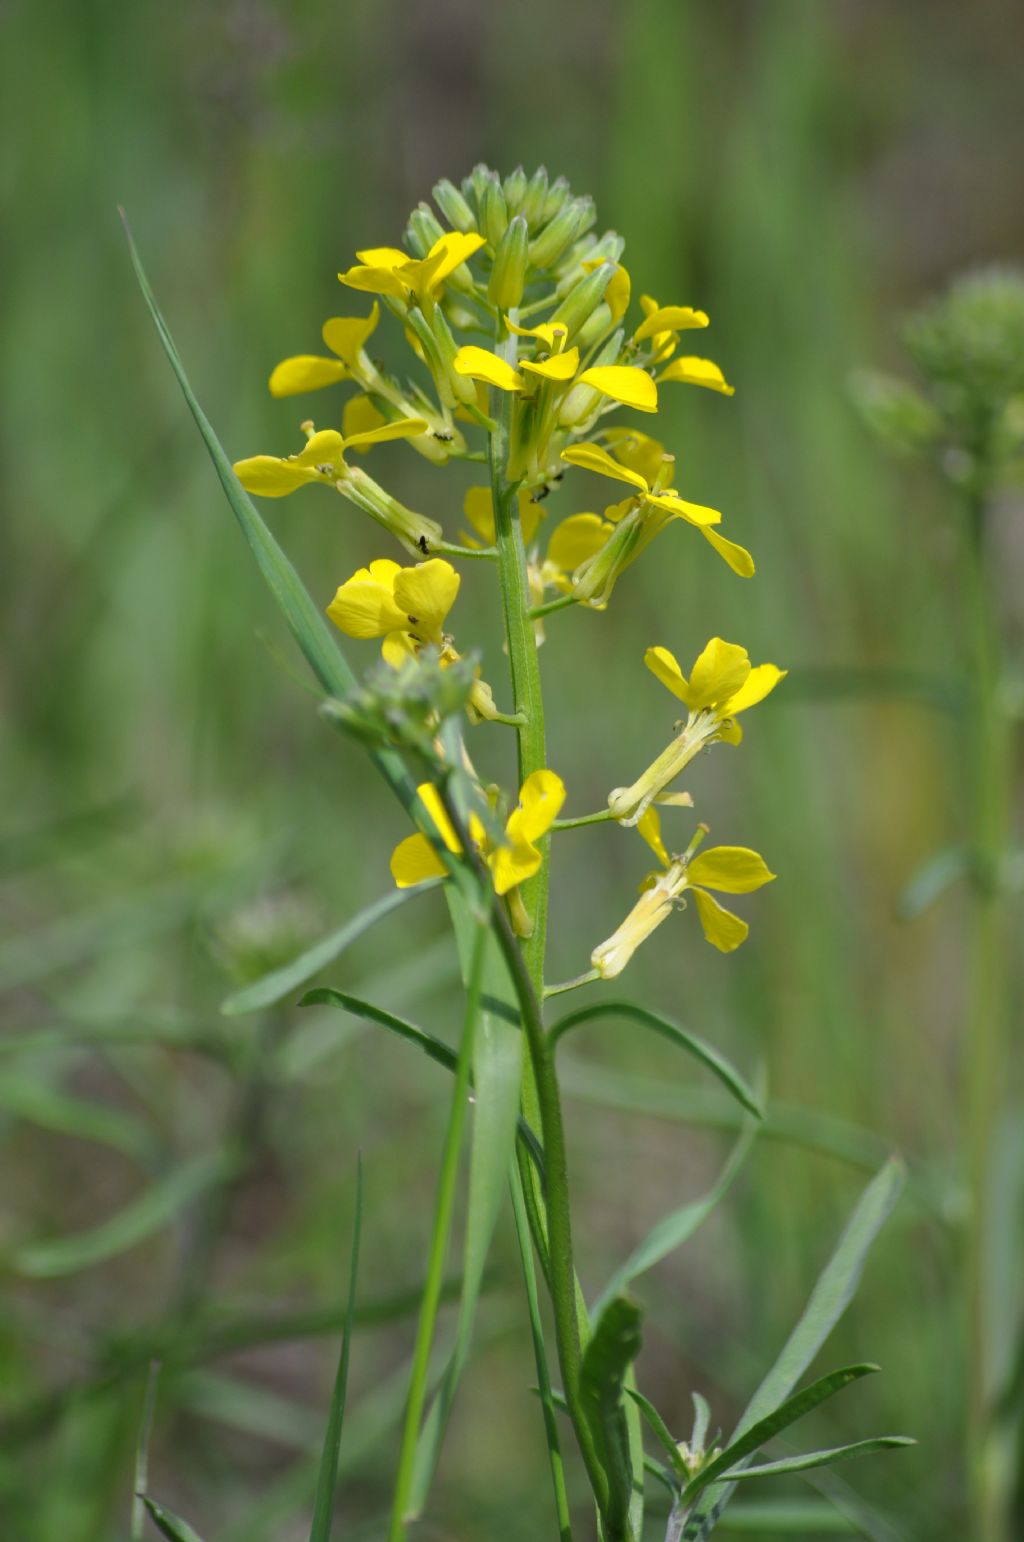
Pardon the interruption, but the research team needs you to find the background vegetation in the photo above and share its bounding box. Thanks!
[2,1,1022,1537]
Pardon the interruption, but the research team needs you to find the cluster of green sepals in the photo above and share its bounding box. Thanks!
[122,178,913,1542]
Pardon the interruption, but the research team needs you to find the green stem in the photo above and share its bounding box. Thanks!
[553,808,616,832]
[530,592,580,621]
[962,478,1012,1542]
[388,921,487,1542]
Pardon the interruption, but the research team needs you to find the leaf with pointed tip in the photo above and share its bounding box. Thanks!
[141,1496,207,1542]
[580,1296,644,1538]
[626,1387,690,1483]
[725,1437,915,1482]
[690,1392,711,1454]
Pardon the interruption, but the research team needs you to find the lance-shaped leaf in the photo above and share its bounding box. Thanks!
[580,1296,645,1539]
[725,1436,914,1483]
[140,1497,207,1542]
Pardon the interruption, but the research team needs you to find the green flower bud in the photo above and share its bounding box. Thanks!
[428,303,479,408]
[488,215,529,311]
[407,202,445,258]
[549,261,614,340]
[340,465,444,555]
[503,165,528,213]
[521,166,549,229]
[541,175,571,223]
[481,172,509,248]
[575,302,613,351]
[557,332,622,427]
[464,163,493,212]
[433,178,477,233]
[529,197,588,270]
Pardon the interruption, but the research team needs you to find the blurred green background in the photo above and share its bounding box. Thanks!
[2,0,1023,1537]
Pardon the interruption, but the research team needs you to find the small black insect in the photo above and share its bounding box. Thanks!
[418,535,430,554]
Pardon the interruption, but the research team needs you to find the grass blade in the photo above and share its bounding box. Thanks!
[12,1151,232,1278]
[222,885,440,1016]
[627,1387,691,1483]
[141,1496,207,1542]
[550,1000,763,1120]
[310,1154,364,1542]
[726,1437,915,1482]
[682,1365,880,1502]
[131,1361,161,1541]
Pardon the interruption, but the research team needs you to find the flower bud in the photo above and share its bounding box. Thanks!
[529,198,588,270]
[433,178,478,233]
[541,175,571,223]
[557,332,623,427]
[521,166,549,229]
[464,163,493,211]
[481,172,509,248]
[428,303,479,408]
[549,261,614,340]
[503,165,528,214]
[488,215,529,311]
[406,202,445,258]
[576,302,613,351]
[339,466,444,555]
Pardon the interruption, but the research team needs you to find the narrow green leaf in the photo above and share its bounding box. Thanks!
[310,1154,364,1542]
[131,1362,161,1542]
[300,989,457,1072]
[141,1496,207,1542]
[685,1157,905,1539]
[12,1151,232,1278]
[550,1001,762,1119]
[122,215,416,816]
[691,1392,711,1454]
[579,1296,644,1540]
[627,1387,690,1482]
[0,1077,157,1163]
[222,885,440,1016]
[592,1119,756,1318]
[683,1364,881,1502]
[725,1437,915,1482]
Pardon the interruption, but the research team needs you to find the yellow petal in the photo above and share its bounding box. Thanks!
[700,525,755,577]
[691,888,750,952]
[634,305,709,342]
[462,486,496,545]
[322,303,380,365]
[650,492,721,527]
[416,783,462,853]
[547,513,613,571]
[453,346,524,392]
[342,394,387,448]
[326,559,406,638]
[390,833,448,887]
[725,664,787,714]
[578,365,658,413]
[636,807,670,867]
[268,355,348,397]
[426,230,486,281]
[381,630,417,668]
[606,265,632,324]
[519,346,580,383]
[687,846,776,894]
[341,416,428,452]
[507,319,569,350]
[560,443,649,492]
[686,638,751,711]
[659,357,735,395]
[600,428,669,487]
[355,247,409,268]
[294,429,347,469]
[338,264,410,299]
[392,558,460,636]
[643,646,691,702]
[512,769,566,843]
[233,456,320,497]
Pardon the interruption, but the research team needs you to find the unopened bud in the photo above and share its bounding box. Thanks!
[529,198,588,270]
[550,262,614,340]
[481,172,509,248]
[433,179,477,233]
[339,466,444,556]
[558,333,623,427]
[429,303,479,408]
[488,215,529,311]
[503,165,528,214]
[541,175,571,223]
[464,163,493,213]
[576,303,613,351]
[407,202,446,258]
[521,166,549,229]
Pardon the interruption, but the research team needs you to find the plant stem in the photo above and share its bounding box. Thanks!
[553,809,616,832]
[388,920,487,1542]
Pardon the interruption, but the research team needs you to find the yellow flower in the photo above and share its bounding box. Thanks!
[267,305,381,397]
[390,770,566,898]
[658,356,735,396]
[633,295,709,364]
[233,421,442,554]
[559,441,754,599]
[326,558,498,720]
[591,814,775,977]
[608,638,787,823]
[339,232,485,307]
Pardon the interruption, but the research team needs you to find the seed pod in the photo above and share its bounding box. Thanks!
[521,166,549,229]
[488,215,529,311]
[433,178,477,233]
[503,165,528,214]
[481,172,509,248]
[529,198,588,270]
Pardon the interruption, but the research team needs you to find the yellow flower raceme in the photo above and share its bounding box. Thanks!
[591,813,775,977]
[452,342,655,413]
[326,557,498,721]
[339,232,485,307]
[608,638,787,823]
[390,770,566,901]
[233,422,443,555]
[558,441,754,603]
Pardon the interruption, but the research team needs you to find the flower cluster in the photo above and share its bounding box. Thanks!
[232,163,782,968]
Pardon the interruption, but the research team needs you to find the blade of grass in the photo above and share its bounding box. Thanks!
[723,1438,914,1482]
[310,1154,364,1542]
[131,1361,161,1542]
